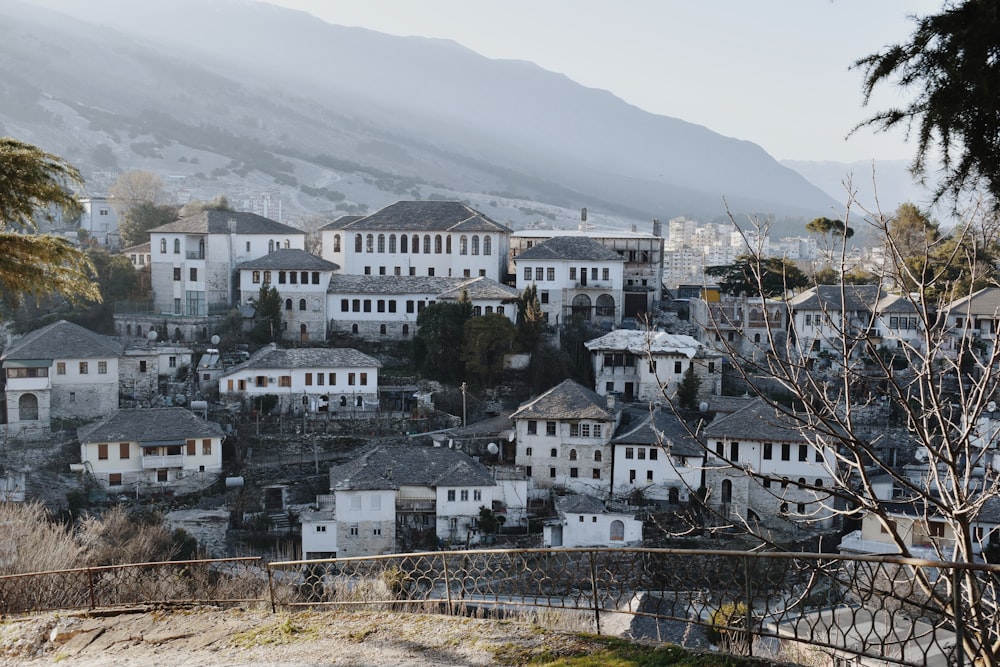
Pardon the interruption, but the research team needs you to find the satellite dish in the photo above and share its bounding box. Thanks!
[211,335,221,345]
[147,330,158,341]
[507,431,516,442]
[487,442,499,455]
[989,401,997,413]
[699,401,709,413]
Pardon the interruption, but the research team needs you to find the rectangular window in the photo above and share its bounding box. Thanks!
[523,267,532,280]
[406,300,415,313]
[256,376,268,387]
[169,357,176,368]
[360,372,368,385]
[69,391,76,403]
[202,439,211,455]
[602,268,610,280]
[569,267,577,280]
[460,490,469,501]
[540,291,549,304]
[594,425,602,438]
[730,441,740,461]
[581,424,591,437]
[377,300,385,313]
[474,490,481,501]
[187,439,196,455]
[649,448,657,460]
[534,267,544,281]
[799,444,808,462]
[351,495,362,510]
[527,420,537,435]
[525,466,532,477]
[546,267,555,281]
[279,376,291,387]
[173,267,181,281]
[570,424,579,437]
[781,443,790,461]
[341,299,349,312]
[79,362,88,374]
[625,447,634,459]
[570,468,578,478]
[329,373,336,385]
[139,360,147,373]
[816,449,824,463]
[98,444,108,460]
[372,524,382,536]
[647,470,653,482]
[546,421,556,436]
[447,490,456,501]
[119,443,129,459]
[350,524,359,536]
[593,469,601,479]
[305,373,313,386]
[525,447,532,456]
[252,270,261,284]
[549,467,556,478]
[363,299,372,312]
[763,443,772,460]
[56,362,66,375]
[189,267,197,281]
[629,469,636,483]
[388,301,397,313]
[348,373,356,385]
[638,448,646,460]
[674,361,682,374]
[108,473,122,486]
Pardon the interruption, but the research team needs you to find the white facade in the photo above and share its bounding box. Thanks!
[611,442,702,505]
[435,483,496,544]
[78,196,119,247]
[544,496,643,548]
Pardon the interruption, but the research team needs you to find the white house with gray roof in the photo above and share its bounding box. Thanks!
[611,407,705,506]
[325,274,517,341]
[585,329,721,403]
[702,398,837,531]
[511,379,621,495]
[236,249,340,343]
[319,201,512,282]
[148,210,306,317]
[216,344,381,415]
[76,407,224,495]
[543,494,643,547]
[788,285,884,363]
[301,445,500,557]
[2,320,122,439]
[514,236,625,329]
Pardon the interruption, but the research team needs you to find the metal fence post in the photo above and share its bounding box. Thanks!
[743,554,753,657]
[589,551,602,635]
[952,565,964,667]
[441,553,454,616]
[87,567,96,610]
[266,563,277,613]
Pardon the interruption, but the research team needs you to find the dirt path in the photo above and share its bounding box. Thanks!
[0,606,597,666]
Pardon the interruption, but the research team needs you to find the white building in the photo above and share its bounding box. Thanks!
[77,196,119,247]
[76,408,224,494]
[688,293,788,360]
[216,344,382,415]
[320,201,512,282]
[787,285,884,362]
[543,494,643,547]
[514,236,626,329]
[123,242,152,269]
[511,379,621,494]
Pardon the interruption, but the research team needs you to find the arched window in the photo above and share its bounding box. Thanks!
[126,324,132,336]
[18,394,39,421]
[340,395,347,407]
[173,239,180,254]
[754,333,761,343]
[669,487,680,504]
[334,234,341,252]
[594,450,602,462]
[351,324,359,334]
[284,239,290,249]
[269,239,275,252]
[285,299,293,310]
[483,236,492,256]
[459,235,468,255]
[174,327,183,341]
[377,234,385,253]
[473,306,482,316]
[595,294,615,317]
[721,479,732,504]
[798,477,806,487]
[355,234,363,252]
[815,479,823,487]
[198,238,205,257]
[446,236,452,253]
[572,294,592,319]
[423,235,431,254]
[435,235,442,254]
[485,306,493,314]
[609,520,625,541]
[380,324,387,335]
[569,449,578,461]
[402,324,409,336]
[389,234,396,253]
[412,235,420,253]
[471,235,480,255]
[159,238,167,253]
[365,234,374,253]
[136,325,143,337]
[400,235,408,253]
[312,298,320,311]
[356,396,363,407]
[550,448,557,457]
[779,502,789,515]
[299,299,306,311]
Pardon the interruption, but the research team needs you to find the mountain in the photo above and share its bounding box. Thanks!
[0,0,838,231]
[782,159,936,216]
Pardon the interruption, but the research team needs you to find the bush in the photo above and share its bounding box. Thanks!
[706,601,749,648]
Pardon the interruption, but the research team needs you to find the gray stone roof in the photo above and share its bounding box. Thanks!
[123,242,151,253]
[150,210,305,236]
[328,444,497,491]
[702,398,809,443]
[221,346,382,375]
[876,294,920,314]
[327,201,511,233]
[437,277,519,301]
[612,407,704,458]
[514,236,625,262]
[787,285,883,312]
[327,274,514,299]
[78,408,224,443]
[555,493,606,515]
[318,215,364,231]
[237,249,339,271]
[2,320,123,362]
[511,379,615,421]
[944,287,1000,317]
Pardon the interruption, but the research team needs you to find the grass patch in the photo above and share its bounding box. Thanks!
[230,614,321,647]
[503,635,768,667]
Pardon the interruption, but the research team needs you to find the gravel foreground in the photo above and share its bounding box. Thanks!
[0,606,604,667]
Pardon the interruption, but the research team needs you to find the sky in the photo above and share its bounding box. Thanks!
[263,0,942,165]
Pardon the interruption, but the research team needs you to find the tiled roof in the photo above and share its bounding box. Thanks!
[555,494,606,515]
[702,398,810,443]
[318,215,364,231]
[511,379,614,421]
[787,285,883,312]
[326,274,513,299]
[875,294,921,314]
[237,249,339,271]
[2,320,123,361]
[123,242,151,253]
[944,287,1000,317]
[78,408,224,443]
[329,201,511,233]
[514,236,624,262]
[437,277,519,301]
[328,444,497,491]
[221,346,382,375]
[612,407,704,457]
[150,210,304,236]
[585,330,705,358]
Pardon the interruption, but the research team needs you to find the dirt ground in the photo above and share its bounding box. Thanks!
[0,606,605,666]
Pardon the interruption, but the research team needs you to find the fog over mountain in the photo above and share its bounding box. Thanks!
[2,0,847,230]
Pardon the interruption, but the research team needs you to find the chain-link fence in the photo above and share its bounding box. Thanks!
[3,549,998,667]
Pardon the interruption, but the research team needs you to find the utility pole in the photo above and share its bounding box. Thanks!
[461,382,467,428]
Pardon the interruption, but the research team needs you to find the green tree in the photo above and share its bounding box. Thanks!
[250,282,282,343]
[705,255,808,298]
[414,301,471,382]
[855,0,1000,206]
[118,201,178,247]
[515,284,545,352]
[676,364,701,410]
[0,138,100,307]
[461,314,516,386]
[806,216,854,240]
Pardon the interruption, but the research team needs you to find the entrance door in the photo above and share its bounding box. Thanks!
[624,382,634,402]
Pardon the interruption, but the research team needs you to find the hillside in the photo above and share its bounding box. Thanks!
[0,0,838,231]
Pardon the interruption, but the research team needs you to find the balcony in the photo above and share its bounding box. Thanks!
[142,454,184,469]
[396,499,436,513]
[186,251,205,260]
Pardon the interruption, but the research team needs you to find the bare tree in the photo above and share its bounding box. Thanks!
[108,170,169,216]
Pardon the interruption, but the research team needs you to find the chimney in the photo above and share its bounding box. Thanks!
[606,393,616,410]
[652,218,662,237]
[581,207,587,222]
[631,224,637,233]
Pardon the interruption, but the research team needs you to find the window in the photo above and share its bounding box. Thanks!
[377,234,385,253]
[569,449,578,461]
[474,490,481,501]
[546,267,555,281]
[79,362,88,374]
[763,443,773,460]
[625,447,634,459]
[535,267,544,281]
[781,443,790,461]
[763,478,772,488]
[98,444,108,460]
[570,468,578,478]
[372,524,382,537]
[549,467,556,478]
[569,267,576,280]
[108,473,122,487]
[730,441,740,461]
[285,299,292,311]
[594,425,602,438]
[550,448,557,457]
[648,448,657,460]
[581,424,591,437]
[173,267,181,281]
[203,439,212,455]
[348,373,356,385]
[329,373,336,385]
[471,235,479,255]
[816,449,824,463]
[638,448,646,460]
[629,469,636,483]
[570,424,579,437]
[252,270,261,284]
[527,420,537,435]
[541,291,549,304]
[928,521,946,538]
[602,268,609,281]
[160,238,167,253]
[173,239,180,254]
[119,443,129,459]
[69,391,76,403]
[447,490,456,501]
[360,373,368,385]
[546,421,556,436]
[647,470,653,482]
[423,235,431,253]
[674,361,682,374]
[299,299,306,311]
[460,489,469,501]
[798,445,808,462]
[525,447,532,456]
[460,235,468,255]
[523,267,532,281]
[56,362,65,375]
[366,234,374,252]
[350,524,359,536]
[526,466,532,477]
[316,525,327,533]
[189,267,198,281]
[279,376,291,387]
[305,373,313,386]
[317,373,324,386]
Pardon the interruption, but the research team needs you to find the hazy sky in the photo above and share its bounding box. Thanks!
[263,0,941,164]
